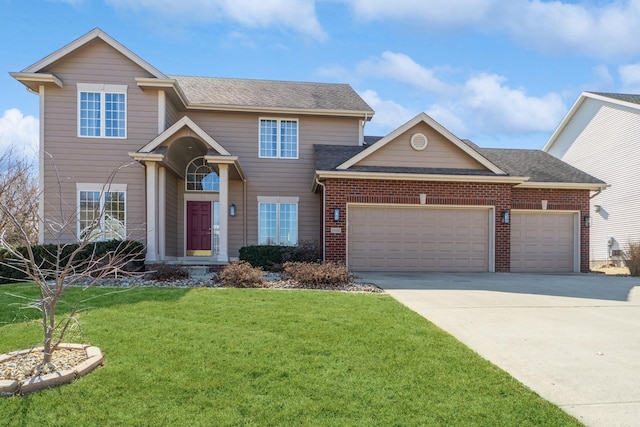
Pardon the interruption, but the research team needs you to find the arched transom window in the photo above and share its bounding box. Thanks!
[186,157,219,191]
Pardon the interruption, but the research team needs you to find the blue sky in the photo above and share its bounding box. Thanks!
[3,0,640,158]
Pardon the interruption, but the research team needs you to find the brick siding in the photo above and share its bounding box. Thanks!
[322,179,591,272]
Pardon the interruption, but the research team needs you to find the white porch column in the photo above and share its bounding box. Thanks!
[158,166,166,260]
[218,164,229,261]
[145,161,158,262]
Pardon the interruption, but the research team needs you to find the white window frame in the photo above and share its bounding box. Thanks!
[258,117,299,159]
[257,196,299,245]
[77,83,127,139]
[76,183,127,242]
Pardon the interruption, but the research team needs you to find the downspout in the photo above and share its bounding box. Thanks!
[315,177,326,263]
[243,179,247,247]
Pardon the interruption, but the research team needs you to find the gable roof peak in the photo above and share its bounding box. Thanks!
[21,28,167,79]
[338,112,505,174]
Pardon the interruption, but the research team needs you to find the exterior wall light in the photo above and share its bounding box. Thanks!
[334,207,340,221]
[229,204,236,217]
[502,210,510,224]
[584,215,591,228]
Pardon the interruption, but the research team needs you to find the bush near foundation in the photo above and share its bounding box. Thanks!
[282,262,353,289]
[239,241,321,271]
[0,240,144,284]
[214,261,266,288]
[624,241,640,276]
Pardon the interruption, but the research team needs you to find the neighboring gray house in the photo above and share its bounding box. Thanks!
[544,92,640,266]
[11,28,605,273]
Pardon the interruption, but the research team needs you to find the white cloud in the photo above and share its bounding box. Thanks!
[342,0,640,58]
[459,73,566,134]
[357,51,566,136]
[0,109,39,160]
[619,63,640,91]
[106,0,326,40]
[359,90,416,135]
[357,51,452,95]
[344,0,495,26]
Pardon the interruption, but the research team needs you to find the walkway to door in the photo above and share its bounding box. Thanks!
[356,272,640,427]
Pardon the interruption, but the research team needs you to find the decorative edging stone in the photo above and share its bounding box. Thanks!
[0,343,103,396]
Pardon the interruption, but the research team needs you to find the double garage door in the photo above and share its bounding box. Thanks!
[347,206,577,273]
[348,206,491,272]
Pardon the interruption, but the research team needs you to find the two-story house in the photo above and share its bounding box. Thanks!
[11,29,606,273]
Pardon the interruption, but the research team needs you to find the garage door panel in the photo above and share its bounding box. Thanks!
[511,212,575,273]
[348,206,490,272]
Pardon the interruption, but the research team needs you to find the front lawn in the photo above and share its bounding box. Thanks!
[0,284,580,426]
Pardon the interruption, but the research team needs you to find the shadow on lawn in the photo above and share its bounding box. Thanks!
[355,271,640,302]
[0,284,191,326]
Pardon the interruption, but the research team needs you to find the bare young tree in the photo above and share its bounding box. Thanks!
[0,147,38,246]
[0,156,144,366]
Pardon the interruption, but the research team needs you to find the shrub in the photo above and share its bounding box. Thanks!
[282,240,322,264]
[0,240,145,284]
[282,262,353,289]
[624,241,640,276]
[145,264,189,281]
[214,261,266,288]
[239,245,285,271]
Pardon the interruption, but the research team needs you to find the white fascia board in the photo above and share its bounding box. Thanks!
[315,170,527,184]
[22,28,167,79]
[204,155,246,181]
[514,181,609,191]
[128,152,164,162]
[136,77,190,109]
[336,112,505,174]
[542,93,588,152]
[10,72,63,88]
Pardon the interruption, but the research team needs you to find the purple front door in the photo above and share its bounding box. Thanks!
[186,201,212,256]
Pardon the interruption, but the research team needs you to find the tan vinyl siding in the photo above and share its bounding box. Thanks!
[552,98,640,263]
[164,169,180,257]
[356,122,486,170]
[180,112,359,253]
[166,98,179,129]
[40,38,158,244]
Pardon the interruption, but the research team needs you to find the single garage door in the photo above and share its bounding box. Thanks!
[348,206,491,272]
[511,212,576,273]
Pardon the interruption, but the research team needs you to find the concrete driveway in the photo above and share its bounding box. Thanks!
[355,272,640,427]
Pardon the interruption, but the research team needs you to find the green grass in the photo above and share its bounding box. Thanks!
[0,284,581,426]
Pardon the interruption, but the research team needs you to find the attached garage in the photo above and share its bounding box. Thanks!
[510,211,578,273]
[347,205,492,272]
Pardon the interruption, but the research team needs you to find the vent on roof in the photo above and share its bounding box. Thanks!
[410,133,428,151]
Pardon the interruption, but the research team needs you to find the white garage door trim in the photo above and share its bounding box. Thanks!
[511,210,580,273]
[347,203,495,272]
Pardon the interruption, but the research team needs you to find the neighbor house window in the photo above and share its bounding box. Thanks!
[77,184,126,242]
[78,83,127,138]
[259,118,298,158]
[186,157,219,191]
[258,197,298,245]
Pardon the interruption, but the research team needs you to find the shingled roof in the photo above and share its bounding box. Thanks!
[170,75,374,113]
[314,143,605,185]
[477,148,604,184]
[587,92,640,106]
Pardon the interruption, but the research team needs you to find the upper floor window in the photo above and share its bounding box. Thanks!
[186,157,219,191]
[259,118,298,159]
[77,83,127,138]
